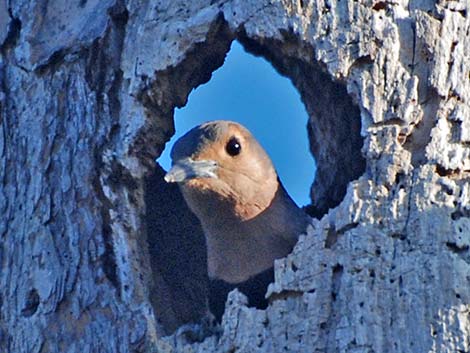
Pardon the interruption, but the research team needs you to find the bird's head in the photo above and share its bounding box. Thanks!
[163,120,279,220]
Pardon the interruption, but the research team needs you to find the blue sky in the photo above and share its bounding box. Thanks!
[158,41,316,207]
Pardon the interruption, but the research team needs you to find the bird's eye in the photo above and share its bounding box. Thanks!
[225,137,241,156]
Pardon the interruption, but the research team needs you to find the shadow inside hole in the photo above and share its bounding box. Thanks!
[144,165,208,334]
[21,288,40,317]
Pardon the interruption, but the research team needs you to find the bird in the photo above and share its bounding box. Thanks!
[163,120,310,320]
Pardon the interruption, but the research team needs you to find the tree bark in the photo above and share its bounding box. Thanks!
[1,0,469,352]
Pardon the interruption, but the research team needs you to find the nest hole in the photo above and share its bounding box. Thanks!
[139,18,365,334]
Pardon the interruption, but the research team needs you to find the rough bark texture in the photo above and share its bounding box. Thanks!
[0,0,469,352]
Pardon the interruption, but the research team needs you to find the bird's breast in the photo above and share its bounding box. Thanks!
[180,178,275,223]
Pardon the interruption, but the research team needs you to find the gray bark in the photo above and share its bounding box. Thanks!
[0,0,469,352]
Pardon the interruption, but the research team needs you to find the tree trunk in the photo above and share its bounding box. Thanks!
[1,0,469,352]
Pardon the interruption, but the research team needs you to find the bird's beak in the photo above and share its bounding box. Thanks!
[163,158,218,183]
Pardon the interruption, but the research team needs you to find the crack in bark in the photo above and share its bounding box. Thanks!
[0,8,21,52]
